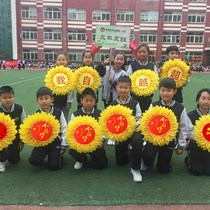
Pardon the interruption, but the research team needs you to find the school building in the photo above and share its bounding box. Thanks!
[13,0,210,65]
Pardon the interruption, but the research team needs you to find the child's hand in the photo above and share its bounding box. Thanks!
[66,102,71,109]
[19,142,24,152]
[60,149,65,156]
[108,77,113,83]
[176,149,183,155]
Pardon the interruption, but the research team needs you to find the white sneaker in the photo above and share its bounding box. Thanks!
[107,140,115,145]
[74,161,83,170]
[130,168,142,182]
[0,162,6,173]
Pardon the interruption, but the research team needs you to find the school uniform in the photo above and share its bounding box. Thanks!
[69,107,108,169]
[143,100,188,174]
[28,106,67,171]
[127,61,155,113]
[111,97,143,170]
[185,109,210,176]
[0,103,26,164]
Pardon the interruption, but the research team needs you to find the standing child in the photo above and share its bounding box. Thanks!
[69,88,108,170]
[53,52,74,121]
[158,45,186,103]
[76,50,102,109]
[127,44,155,113]
[143,78,188,174]
[28,87,67,171]
[185,88,210,176]
[0,86,26,172]
[111,76,144,182]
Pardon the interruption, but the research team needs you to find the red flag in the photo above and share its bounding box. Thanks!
[3,60,18,67]
[90,44,102,55]
[129,40,138,58]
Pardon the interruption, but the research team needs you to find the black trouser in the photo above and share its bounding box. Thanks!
[69,147,107,170]
[130,93,153,114]
[186,140,210,176]
[0,138,21,164]
[115,132,143,170]
[143,142,174,174]
[28,138,63,171]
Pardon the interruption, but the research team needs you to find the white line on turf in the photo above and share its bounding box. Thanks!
[4,76,44,86]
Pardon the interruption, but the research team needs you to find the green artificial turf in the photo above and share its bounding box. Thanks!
[0,69,210,206]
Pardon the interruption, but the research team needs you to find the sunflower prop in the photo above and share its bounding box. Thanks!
[0,113,17,151]
[99,105,136,142]
[75,66,101,93]
[19,112,60,147]
[45,65,76,95]
[66,116,103,153]
[160,59,190,88]
[130,69,159,96]
[140,106,178,146]
[193,115,210,152]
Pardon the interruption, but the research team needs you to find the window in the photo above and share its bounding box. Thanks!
[21,7,37,18]
[44,29,62,40]
[23,49,38,60]
[116,10,134,22]
[22,29,37,40]
[140,11,158,22]
[163,32,180,43]
[43,7,61,19]
[94,52,109,63]
[188,12,205,23]
[69,51,82,62]
[189,0,206,2]
[44,50,58,61]
[68,30,86,41]
[92,31,96,42]
[140,32,157,43]
[164,11,182,22]
[68,9,86,20]
[186,32,203,43]
[92,10,111,21]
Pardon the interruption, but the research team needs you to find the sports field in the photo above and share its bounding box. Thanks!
[0,69,210,207]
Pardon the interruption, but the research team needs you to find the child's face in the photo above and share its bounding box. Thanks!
[113,54,125,69]
[167,51,179,60]
[198,91,210,111]
[83,52,93,66]
[37,95,53,112]
[81,94,95,112]
[137,46,148,62]
[159,87,177,105]
[56,54,68,66]
[116,82,131,99]
[0,93,15,110]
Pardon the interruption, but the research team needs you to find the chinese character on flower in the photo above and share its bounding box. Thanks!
[139,78,149,87]
[83,76,91,85]
[169,70,181,81]
[56,75,66,85]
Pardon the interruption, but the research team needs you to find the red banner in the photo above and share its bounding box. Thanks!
[3,60,18,67]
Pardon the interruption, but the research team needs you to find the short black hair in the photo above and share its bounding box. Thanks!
[80,88,96,100]
[0,86,14,96]
[159,78,176,90]
[36,87,53,98]
[165,45,180,55]
[117,75,131,86]
[196,88,210,103]
[136,43,150,54]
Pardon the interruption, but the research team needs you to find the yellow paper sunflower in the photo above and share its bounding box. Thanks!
[160,59,190,88]
[75,66,101,93]
[66,116,103,153]
[0,113,17,151]
[45,65,76,95]
[130,69,159,96]
[140,106,178,146]
[19,112,60,147]
[193,115,210,152]
[99,105,136,142]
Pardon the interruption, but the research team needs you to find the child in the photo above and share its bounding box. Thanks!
[28,87,67,171]
[69,87,108,170]
[111,76,144,182]
[100,51,128,108]
[127,43,155,113]
[76,50,102,109]
[53,52,74,121]
[158,45,185,103]
[142,78,188,174]
[0,86,26,172]
[185,88,210,176]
